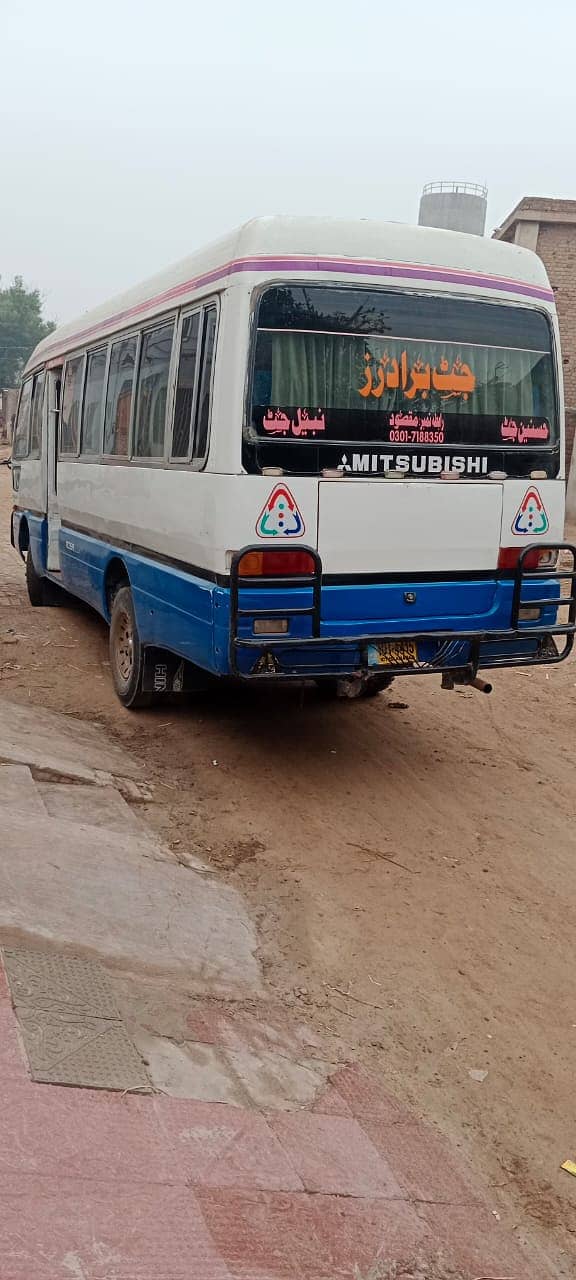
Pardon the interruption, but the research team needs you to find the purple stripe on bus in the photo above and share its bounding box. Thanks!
[35,255,554,362]
[231,257,554,301]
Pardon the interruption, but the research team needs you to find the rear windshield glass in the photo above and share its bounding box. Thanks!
[245,286,558,477]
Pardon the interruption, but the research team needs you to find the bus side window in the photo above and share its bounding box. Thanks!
[104,337,137,456]
[29,371,46,456]
[134,323,174,459]
[60,356,85,455]
[81,349,107,455]
[193,306,217,464]
[172,312,200,459]
[12,378,33,460]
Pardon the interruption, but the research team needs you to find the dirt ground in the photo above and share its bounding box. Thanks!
[2,460,576,1270]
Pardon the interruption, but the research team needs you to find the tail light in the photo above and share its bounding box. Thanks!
[237,550,317,577]
[498,546,558,572]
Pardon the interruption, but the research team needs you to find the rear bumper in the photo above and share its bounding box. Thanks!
[228,544,576,680]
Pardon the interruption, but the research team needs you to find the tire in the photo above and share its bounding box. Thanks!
[25,549,53,607]
[109,584,155,709]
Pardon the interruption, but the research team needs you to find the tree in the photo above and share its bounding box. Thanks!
[0,277,56,388]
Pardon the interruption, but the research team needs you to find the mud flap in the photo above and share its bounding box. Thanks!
[141,648,212,695]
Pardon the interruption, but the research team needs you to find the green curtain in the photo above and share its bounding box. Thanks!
[269,333,553,419]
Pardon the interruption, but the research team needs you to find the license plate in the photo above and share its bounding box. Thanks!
[368,640,418,668]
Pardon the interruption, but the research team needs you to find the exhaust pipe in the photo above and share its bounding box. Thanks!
[469,676,493,695]
[441,673,493,694]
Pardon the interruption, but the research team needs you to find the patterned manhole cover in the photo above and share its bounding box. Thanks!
[2,947,150,1091]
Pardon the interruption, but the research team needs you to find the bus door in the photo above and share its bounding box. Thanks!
[45,364,62,571]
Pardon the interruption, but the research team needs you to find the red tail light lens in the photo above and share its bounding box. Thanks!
[237,550,316,577]
[498,546,558,571]
[499,547,539,571]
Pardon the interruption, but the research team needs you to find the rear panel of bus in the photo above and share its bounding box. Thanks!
[227,280,572,681]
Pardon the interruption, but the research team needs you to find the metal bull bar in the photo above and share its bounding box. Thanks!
[229,543,576,680]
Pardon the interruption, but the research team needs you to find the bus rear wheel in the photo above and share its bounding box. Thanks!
[109,585,155,709]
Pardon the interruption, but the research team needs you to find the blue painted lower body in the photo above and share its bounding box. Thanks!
[228,574,559,677]
[14,514,561,681]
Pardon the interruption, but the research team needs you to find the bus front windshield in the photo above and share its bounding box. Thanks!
[245,285,559,478]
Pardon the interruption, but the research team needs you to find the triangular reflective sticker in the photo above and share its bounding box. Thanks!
[511,488,549,536]
[256,484,305,538]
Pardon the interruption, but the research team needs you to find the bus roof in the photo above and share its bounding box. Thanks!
[26,215,555,372]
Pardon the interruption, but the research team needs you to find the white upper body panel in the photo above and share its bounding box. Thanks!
[25,215,556,375]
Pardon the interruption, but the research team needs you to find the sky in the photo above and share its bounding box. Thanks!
[2,0,575,325]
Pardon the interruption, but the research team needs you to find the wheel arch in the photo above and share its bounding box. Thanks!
[103,556,130,621]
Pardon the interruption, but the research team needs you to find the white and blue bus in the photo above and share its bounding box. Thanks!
[10,217,575,707]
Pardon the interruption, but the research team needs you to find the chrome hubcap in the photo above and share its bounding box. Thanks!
[115,610,134,682]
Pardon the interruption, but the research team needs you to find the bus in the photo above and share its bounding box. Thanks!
[10,216,576,707]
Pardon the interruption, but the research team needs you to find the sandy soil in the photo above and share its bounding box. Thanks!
[2,460,576,1269]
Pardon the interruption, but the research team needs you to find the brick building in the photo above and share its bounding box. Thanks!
[493,197,576,512]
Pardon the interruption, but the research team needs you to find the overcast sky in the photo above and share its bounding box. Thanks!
[2,0,575,324]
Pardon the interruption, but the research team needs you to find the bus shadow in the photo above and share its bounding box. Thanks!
[171,677,443,781]
[55,594,444,778]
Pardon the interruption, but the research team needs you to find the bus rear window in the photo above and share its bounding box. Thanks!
[245,286,558,477]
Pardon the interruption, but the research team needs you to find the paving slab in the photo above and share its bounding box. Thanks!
[221,1046,333,1112]
[0,1173,233,1280]
[151,1097,304,1191]
[0,764,48,815]
[268,1111,402,1198]
[0,698,141,781]
[131,1034,250,1105]
[195,1188,429,1280]
[0,1082,170,1183]
[363,1116,482,1206]
[133,1030,333,1109]
[0,808,262,993]
[37,782,147,834]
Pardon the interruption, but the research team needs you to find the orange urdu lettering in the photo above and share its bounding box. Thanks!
[370,361,386,399]
[404,358,431,401]
[358,352,373,398]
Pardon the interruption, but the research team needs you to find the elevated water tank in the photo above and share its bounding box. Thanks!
[418,181,488,236]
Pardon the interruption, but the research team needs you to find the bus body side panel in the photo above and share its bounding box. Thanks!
[122,552,216,674]
[56,528,219,675]
[53,464,320,580]
[12,458,44,524]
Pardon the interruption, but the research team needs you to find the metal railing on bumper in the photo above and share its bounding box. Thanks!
[229,543,576,680]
